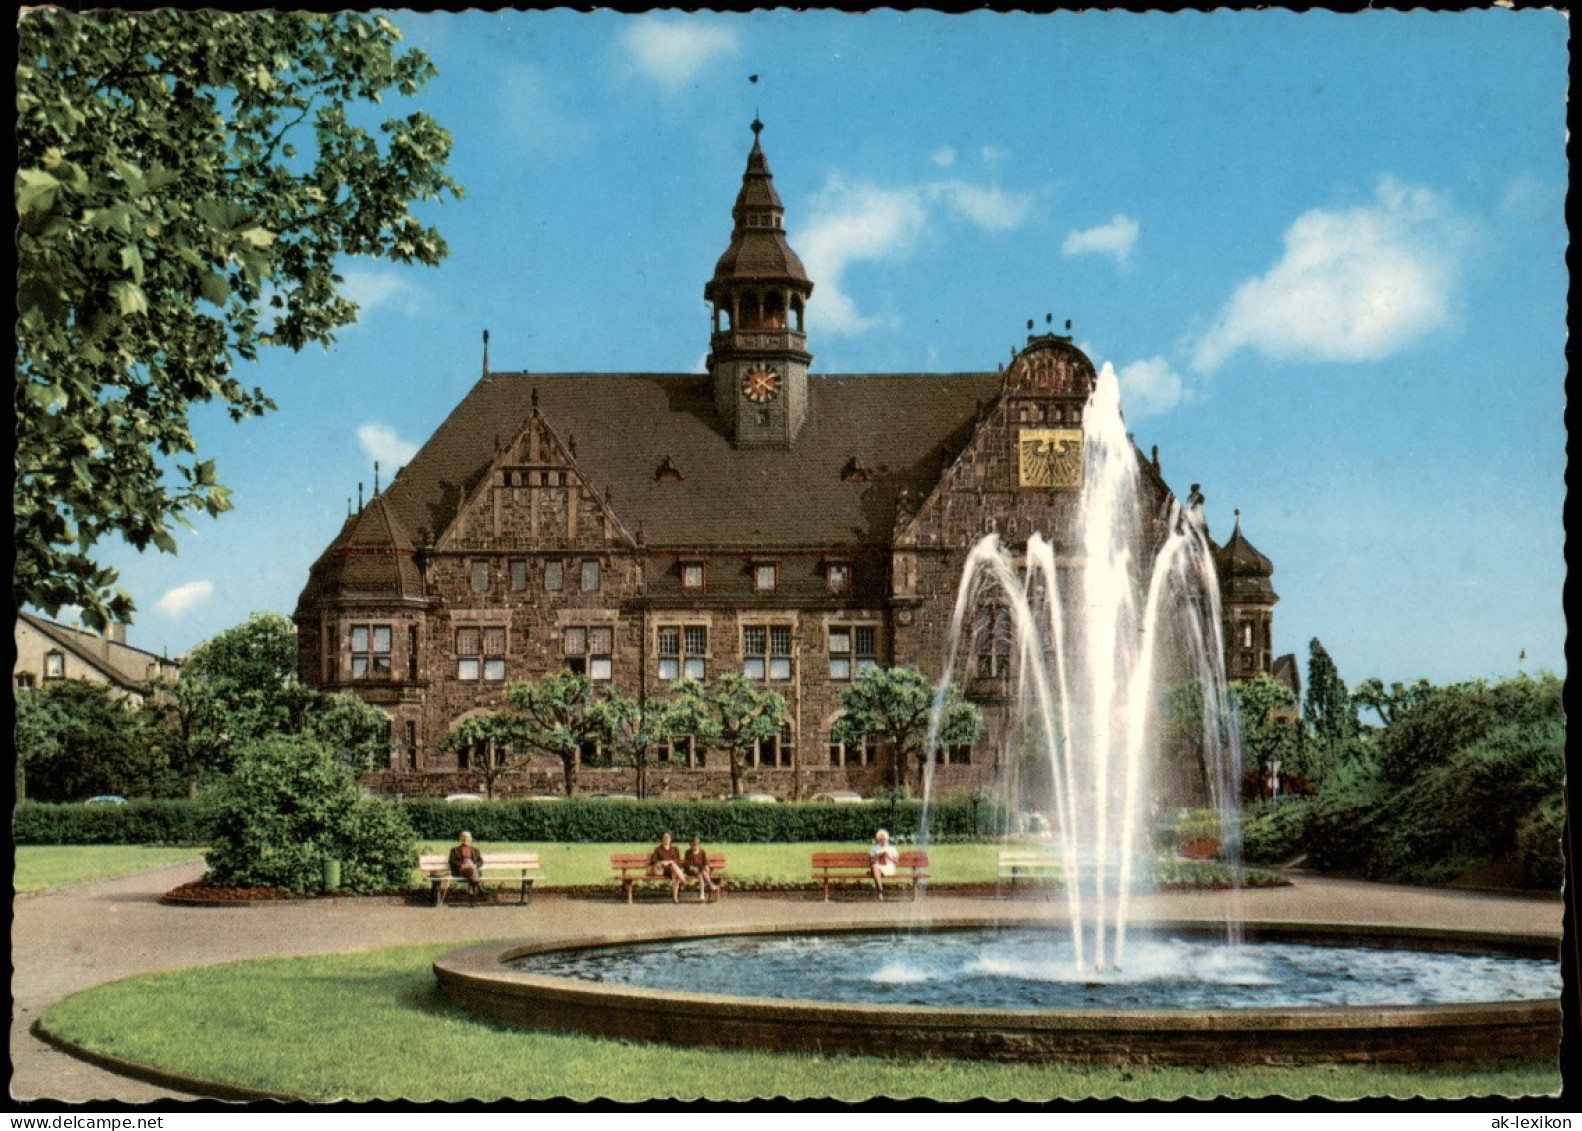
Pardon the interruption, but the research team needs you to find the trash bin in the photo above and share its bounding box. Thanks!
[322,857,341,893]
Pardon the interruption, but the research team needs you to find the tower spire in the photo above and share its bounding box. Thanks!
[482,328,490,377]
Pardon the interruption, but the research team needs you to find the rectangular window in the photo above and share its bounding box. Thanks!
[829,737,877,767]
[43,650,64,679]
[945,743,973,766]
[581,560,600,592]
[755,724,794,767]
[470,560,490,594]
[826,561,853,594]
[545,560,563,591]
[976,607,1012,680]
[680,561,706,590]
[657,735,700,767]
[753,562,777,593]
[510,560,528,592]
[408,625,419,681]
[350,624,392,680]
[743,624,793,681]
[456,626,505,682]
[658,625,707,681]
[563,624,614,681]
[483,626,507,682]
[828,625,878,681]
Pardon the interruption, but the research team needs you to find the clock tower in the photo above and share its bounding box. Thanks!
[705,119,814,449]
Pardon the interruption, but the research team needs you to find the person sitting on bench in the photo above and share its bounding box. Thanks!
[683,835,720,902]
[648,832,686,903]
[448,831,485,894]
[869,828,899,901]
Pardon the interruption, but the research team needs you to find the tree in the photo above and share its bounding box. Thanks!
[1303,638,1359,785]
[438,711,529,800]
[306,693,396,774]
[1227,675,1301,791]
[16,681,163,801]
[16,11,461,628]
[671,674,788,797]
[501,671,610,798]
[587,691,684,800]
[830,667,982,795]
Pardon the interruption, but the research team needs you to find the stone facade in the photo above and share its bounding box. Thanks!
[296,123,1281,801]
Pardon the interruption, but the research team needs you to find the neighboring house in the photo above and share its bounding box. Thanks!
[295,120,1281,800]
[14,611,180,706]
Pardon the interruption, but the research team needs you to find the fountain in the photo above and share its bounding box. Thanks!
[922,360,1244,973]
[433,351,1561,1067]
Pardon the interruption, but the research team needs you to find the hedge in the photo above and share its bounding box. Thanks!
[13,796,1010,846]
[13,800,219,845]
[399,796,1010,843]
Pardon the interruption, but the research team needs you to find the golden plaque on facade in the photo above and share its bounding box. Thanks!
[1018,428,1083,489]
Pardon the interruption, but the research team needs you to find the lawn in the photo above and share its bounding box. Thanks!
[14,845,207,894]
[43,943,1559,1102]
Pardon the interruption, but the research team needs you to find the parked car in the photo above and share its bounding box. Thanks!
[443,792,486,803]
[85,795,127,805]
[587,792,639,801]
[809,790,865,804]
[726,792,779,804]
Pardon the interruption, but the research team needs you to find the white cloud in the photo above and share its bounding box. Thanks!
[621,19,738,91]
[980,145,1008,165]
[1191,177,1470,373]
[340,268,424,318]
[1063,214,1140,264]
[930,146,957,168]
[800,173,1032,336]
[358,423,419,469]
[154,580,214,618]
[1114,356,1193,419]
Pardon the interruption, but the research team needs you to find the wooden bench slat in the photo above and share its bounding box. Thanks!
[811,850,929,902]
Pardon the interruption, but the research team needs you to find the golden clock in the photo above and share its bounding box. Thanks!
[742,365,781,403]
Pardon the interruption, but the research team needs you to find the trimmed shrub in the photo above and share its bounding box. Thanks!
[1239,799,1311,865]
[399,796,1009,844]
[12,799,218,845]
[1515,793,1566,890]
[206,735,415,893]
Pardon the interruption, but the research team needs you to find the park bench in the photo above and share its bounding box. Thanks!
[418,852,540,907]
[997,848,1062,893]
[610,852,728,904]
[812,850,929,901]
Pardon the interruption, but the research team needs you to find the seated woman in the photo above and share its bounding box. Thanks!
[869,828,899,901]
[683,835,720,903]
[448,831,484,894]
[648,832,686,903]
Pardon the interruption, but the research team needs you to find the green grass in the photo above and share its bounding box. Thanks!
[14,845,207,893]
[44,943,1558,1102]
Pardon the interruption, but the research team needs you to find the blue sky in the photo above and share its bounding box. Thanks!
[85,10,1567,689]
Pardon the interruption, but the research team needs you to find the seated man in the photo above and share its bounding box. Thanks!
[648,832,686,904]
[448,831,485,894]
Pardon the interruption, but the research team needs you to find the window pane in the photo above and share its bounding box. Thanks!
[855,627,876,656]
[658,627,679,656]
[682,563,704,589]
[545,560,563,591]
[581,561,600,591]
[770,626,792,655]
[483,659,506,681]
[754,564,776,591]
[830,657,851,681]
[659,658,679,681]
[828,629,849,654]
[372,626,392,653]
[744,658,766,680]
[456,628,480,655]
[457,658,480,681]
[828,743,843,767]
[743,626,766,655]
[684,657,706,681]
[471,560,490,593]
[769,657,791,681]
[510,560,528,591]
[589,626,613,654]
[351,626,369,652]
[857,658,878,674]
[829,564,850,591]
[589,657,612,681]
[684,626,707,655]
[372,656,392,676]
[351,656,369,679]
[483,628,506,655]
[563,627,586,656]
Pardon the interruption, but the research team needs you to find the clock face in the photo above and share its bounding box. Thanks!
[742,365,781,403]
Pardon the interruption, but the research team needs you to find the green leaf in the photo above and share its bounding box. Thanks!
[109,279,148,316]
[198,273,231,306]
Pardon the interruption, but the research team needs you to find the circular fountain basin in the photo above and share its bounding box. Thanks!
[434,916,1561,1066]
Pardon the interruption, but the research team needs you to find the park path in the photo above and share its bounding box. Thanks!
[10,861,1564,1103]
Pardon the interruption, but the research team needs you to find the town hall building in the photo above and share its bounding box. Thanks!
[295,121,1285,800]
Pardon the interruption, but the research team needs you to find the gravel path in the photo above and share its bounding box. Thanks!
[10,862,1563,1103]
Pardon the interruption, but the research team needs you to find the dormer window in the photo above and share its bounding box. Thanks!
[753,562,778,593]
[826,560,853,595]
[841,457,871,484]
[680,560,706,591]
[655,456,684,483]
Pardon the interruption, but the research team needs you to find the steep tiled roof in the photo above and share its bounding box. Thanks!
[294,494,426,615]
[704,123,812,298]
[377,370,1002,552]
[1212,516,1278,603]
[16,611,174,690]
